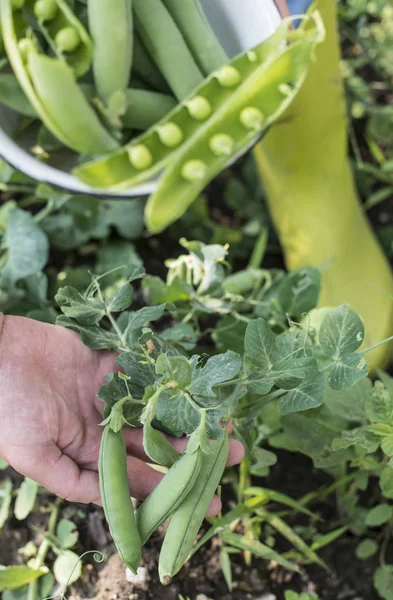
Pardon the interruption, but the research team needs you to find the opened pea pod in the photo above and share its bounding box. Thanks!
[73,13,324,231]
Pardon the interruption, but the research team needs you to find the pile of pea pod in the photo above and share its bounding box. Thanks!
[0,0,323,231]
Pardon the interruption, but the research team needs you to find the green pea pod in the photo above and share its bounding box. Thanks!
[136,448,202,545]
[30,0,93,77]
[133,32,171,94]
[158,434,229,582]
[81,84,176,131]
[143,421,180,467]
[27,51,119,154]
[0,73,36,117]
[73,18,296,189]
[161,0,228,75]
[145,18,325,233]
[99,425,142,574]
[133,0,203,100]
[88,0,133,104]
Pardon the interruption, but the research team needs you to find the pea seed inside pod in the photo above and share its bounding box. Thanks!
[128,144,153,170]
[156,122,184,148]
[215,65,241,88]
[240,107,264,131]
[34,0,58,21]
[279,83,294,96]
[186,96,212,121]
[181,159,207,182]
[209,133,235,156]
[55,27,81,53]
[247,50,258,63]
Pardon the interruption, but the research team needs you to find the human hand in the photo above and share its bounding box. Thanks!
[0,315,244,511]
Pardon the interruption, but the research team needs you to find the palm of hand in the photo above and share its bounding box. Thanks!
[0,315,243,508]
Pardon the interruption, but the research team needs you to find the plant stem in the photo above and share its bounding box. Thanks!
[248,228,268,270]
[27,498,62,600]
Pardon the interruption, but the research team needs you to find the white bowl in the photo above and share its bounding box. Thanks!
[0,0,282,197]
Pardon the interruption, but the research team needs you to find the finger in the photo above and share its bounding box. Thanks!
[206,495,222,517]
[6,444,101,505]
[126,455,165,500]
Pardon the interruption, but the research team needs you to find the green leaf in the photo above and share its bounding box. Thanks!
[155,354,192,389]
[213,316,248,355]
[107,283,134,313]
[160,322,198,351]
[0,479,12,531]
[0,566,47,591]
[98,373,144,425]
[374,565,393,600]
[102,198,145,240]
[278,266,321,317]
[53,551,82,586]
[250,447,277,471]
[220,548,233,592]
[327,353,368,390]
[279,372,324,415]
[190,351,242,399]
[1,208,49,284]
[319,305,364,360]
[261,511,326,567]
[55,287,105,326]
[116,353,155,398]
[0,458,8,470]
[245,370,274,395]
[14,478,39,521]
[244,318,275,371]
[382,436,393,457]
[310,526,347,551]
[124,304,169,342]
[56,316,119,350]
[380,467,393,500]
[366,504,393,527]
[275,357,319,390]
[156,391,201,437]
[220,532,299,573]
[355,539,378,560]
[56,519,79,550]
[96,241,144,287]
[366,381,393,424]
[324,378,371,423]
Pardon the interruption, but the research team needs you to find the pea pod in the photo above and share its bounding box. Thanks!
[99,425,142,574]
[27,51,119,153]
[136,448,202,544]
[158,434,229,581]
[133,32,171,94]
[142,420,180,467]
[145,18,325,233]
[73,18,296,189]
[161,0,228,76]
[88,0,133,105]
[30,0,93,77]
[133,0,203,100]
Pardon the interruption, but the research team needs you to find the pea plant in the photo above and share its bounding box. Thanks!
[50,237,377,581]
